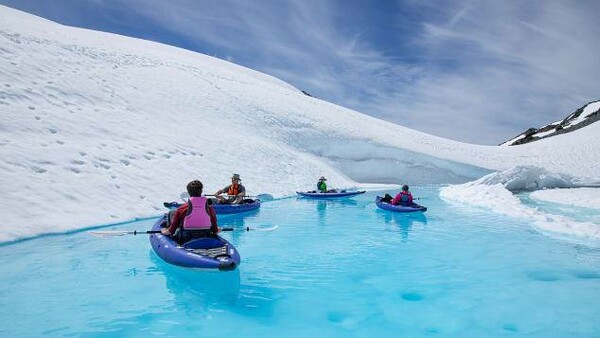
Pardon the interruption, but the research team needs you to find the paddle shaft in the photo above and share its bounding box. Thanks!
[142,229,241,233]
[221,227,254,232]
[95,227,242,236]
[180,192,266,198]
[134,228,243,233]
[132,230,161,235]
[203,194,260,198]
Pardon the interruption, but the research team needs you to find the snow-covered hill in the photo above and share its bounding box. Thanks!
[501,101,600,146]
[1,5,599,243]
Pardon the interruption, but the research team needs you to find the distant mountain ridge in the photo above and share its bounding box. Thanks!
[501,100,600,146]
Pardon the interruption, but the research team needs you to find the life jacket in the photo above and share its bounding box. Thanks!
[227,184,240,196]
[317,181,327,192]
[182,197,211,230]
[399,191,412,206]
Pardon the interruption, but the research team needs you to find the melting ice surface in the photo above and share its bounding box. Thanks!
[441,166,600,244]
[1,189,599,337]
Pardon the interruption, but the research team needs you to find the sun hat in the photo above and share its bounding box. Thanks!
[319,176,327,181]
[231,173,241,181]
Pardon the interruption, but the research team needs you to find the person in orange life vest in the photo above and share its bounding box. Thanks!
[392,184,414,206]
[161,180,219,243]
[214,173,246,204]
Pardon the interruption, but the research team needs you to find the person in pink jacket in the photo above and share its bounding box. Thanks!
[161,180,220,244]
[392,185,413,206]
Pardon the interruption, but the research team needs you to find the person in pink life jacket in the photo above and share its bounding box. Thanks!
[161,180,220,243]
[392,185,414,206]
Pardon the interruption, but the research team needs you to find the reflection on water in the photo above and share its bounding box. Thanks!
[216,209,260,240]
[151,252,281,321]
[377,210,428,241]
[309,198,359,206]
[150,252,241,305]
[299,198,360,224]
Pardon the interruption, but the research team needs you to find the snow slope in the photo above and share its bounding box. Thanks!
[1,5,599,243]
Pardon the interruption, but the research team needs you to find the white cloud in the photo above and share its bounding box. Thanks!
[103,0,599,144]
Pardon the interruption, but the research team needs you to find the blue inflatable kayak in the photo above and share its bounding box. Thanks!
[213,200,260,214]
[375,196,427,213]
[164,199,260,214]
[296,190,366,198]
[149,215,241,271]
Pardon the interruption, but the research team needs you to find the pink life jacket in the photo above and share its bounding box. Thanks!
[400,191,413,205]
[182,196,211,230]
[393,191,413,206]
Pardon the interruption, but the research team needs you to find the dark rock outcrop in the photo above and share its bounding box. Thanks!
[501,100,600,146]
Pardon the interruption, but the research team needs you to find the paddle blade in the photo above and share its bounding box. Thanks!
[256,194,274,202]
[88,230,129,237]
[249,225,278,232]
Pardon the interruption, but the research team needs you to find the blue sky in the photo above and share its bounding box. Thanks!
[2,0,599,144]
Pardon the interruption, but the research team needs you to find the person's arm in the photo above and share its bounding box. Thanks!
[162,204,188,235]
[208,205,219,234]
[238,185,246,197]
[216,185,230,196]
[408,193,414,204]
[391,193,401,205]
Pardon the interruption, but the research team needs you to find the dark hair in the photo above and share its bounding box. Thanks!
[187,180,203,197]
[402,184,409,191]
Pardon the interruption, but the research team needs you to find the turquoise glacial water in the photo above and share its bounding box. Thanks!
[1,187,599,337]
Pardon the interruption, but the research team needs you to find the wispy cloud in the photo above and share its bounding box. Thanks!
[397,1,600,143]
[11,0,598,144]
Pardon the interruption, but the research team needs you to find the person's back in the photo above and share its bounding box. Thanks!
[392,185,413,206]
[162,180,219,243]
[183,196,212,230]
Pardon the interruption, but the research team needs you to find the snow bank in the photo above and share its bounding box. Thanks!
[440,167,600,243]
[465,165,600,191]
[530,188,600,210]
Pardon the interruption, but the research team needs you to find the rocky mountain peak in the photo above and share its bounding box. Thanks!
[500,100,600,146]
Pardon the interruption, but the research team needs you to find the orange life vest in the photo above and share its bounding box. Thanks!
[227,184,239,196]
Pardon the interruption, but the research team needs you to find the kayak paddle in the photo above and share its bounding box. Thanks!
[180,192,274,201]
[89,225,278,237]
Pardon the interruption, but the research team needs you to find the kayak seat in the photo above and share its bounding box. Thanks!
[183,237,229,257]
[184,237,223,249]
[187,245,228,258]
